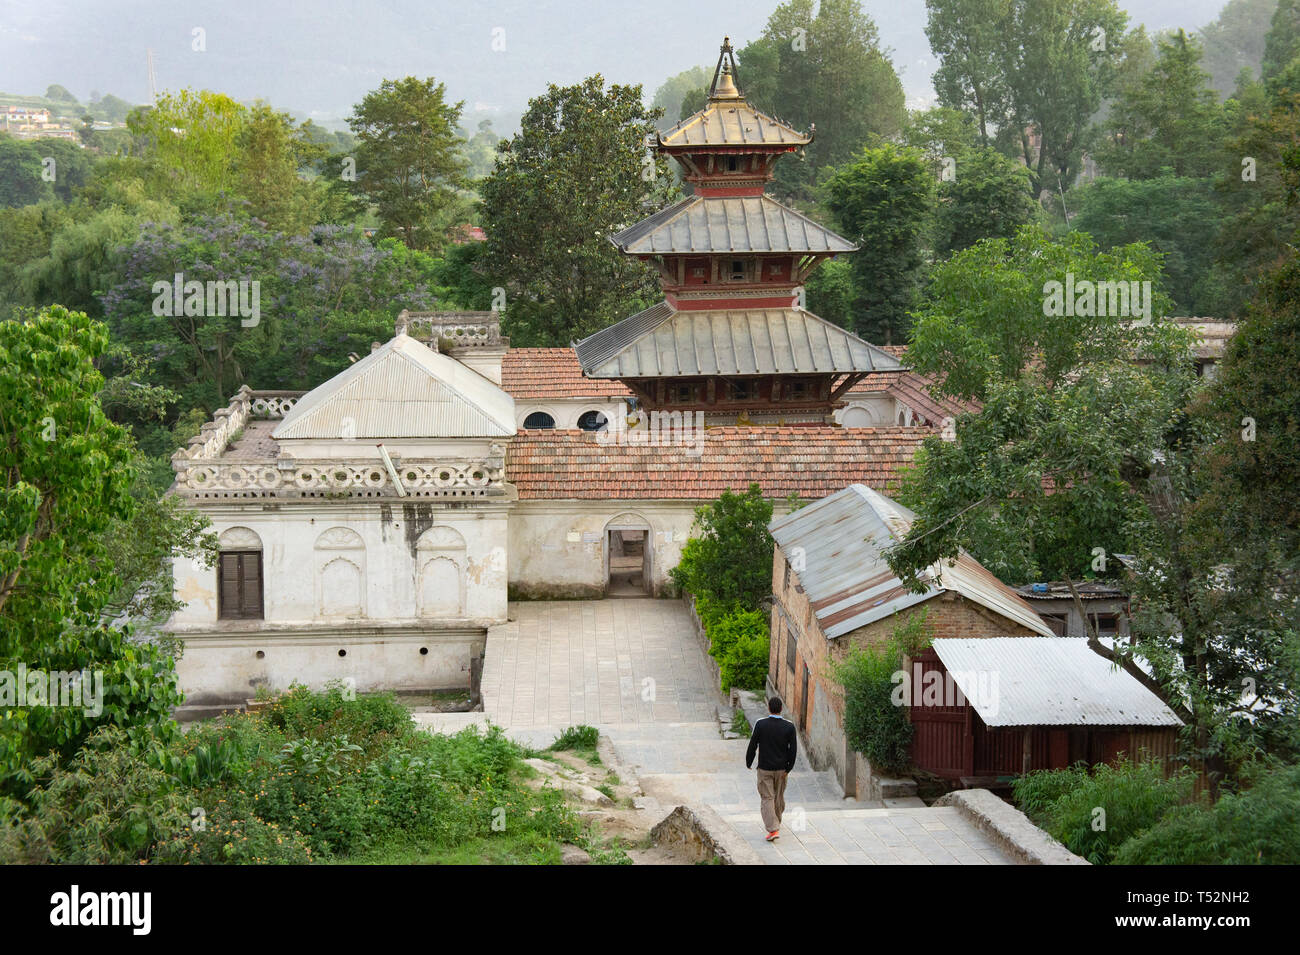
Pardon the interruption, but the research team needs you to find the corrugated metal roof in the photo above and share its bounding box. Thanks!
[272,334,515,440]
[574,304,901,379]
[769,485,1054,639]
[931,638,1183,728]
[611,196,856,255]
[659,99,809,148]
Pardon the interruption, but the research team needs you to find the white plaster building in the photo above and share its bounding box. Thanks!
[167,301,951,712]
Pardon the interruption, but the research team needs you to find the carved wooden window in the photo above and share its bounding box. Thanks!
[728,379,755,402]
[218,551,263,619]
[786,623,797,674]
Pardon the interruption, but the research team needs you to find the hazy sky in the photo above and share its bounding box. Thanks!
[0,0,1237,126]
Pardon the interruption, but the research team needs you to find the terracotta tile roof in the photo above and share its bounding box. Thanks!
[886,372,981,427]
[507,427,928,500]
[841,359,982,429]
[501,348,632,400]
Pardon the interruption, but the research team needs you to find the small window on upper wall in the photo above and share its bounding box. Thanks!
[577,410,607,431]
[729,260,747,281]
[1090,613,1120,637]
[672,384,695,404]
[726,156,740,172]
[522,411,556,430]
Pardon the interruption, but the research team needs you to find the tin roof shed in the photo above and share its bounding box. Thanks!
[769,484,1053,639]
[930,637,1183,728]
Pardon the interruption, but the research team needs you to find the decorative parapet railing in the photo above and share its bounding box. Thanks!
[173,446,509,501]
[171,387,305,468]
[396,309,508,349]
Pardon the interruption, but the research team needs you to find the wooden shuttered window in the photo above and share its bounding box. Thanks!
[218,551,263,619]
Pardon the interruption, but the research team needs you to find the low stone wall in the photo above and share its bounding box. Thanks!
[935,789,1090,865]
[684,594,722,692]
[651,805,763,865]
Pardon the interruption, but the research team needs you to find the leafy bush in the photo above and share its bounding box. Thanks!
[153,795,314,864]
[3,686,586,864]
[669,484,775,609]
[709,609,770,693]
[0,623,184,800]
[833,636,914,776]
[0,727,188,864]
[1013,756,1196,864]
[261,682,413,752]
[1114,762,1300,864]
[551,725,599,752]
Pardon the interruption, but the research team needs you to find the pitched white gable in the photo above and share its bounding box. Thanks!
[272,333,515,440]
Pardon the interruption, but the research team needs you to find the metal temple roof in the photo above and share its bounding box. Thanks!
[931,637,1184,728]
[769,484,1054,639]
[273,333,516,440]
[573,304,902,379]
[658,100,809,149]
[611,195,856,256]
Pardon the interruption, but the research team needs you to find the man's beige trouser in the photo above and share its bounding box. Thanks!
[756,768,788,831]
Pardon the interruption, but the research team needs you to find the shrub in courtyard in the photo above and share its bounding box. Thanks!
[709,609,770,693]
[670,484,775,609]
[833,635,914,776]
[1013,755,1196,864]
[1113,761,1300,864]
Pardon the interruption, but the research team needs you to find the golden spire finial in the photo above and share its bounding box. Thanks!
[709,36,742,100]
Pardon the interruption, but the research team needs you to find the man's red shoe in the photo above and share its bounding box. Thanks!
[765,830,779,841]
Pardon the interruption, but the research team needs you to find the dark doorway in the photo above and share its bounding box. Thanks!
[606,528,650,596]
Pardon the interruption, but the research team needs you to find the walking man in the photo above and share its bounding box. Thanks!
[745,695,797,841]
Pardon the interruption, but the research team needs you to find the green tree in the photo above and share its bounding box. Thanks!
[480,75,676,346]
[1096,30,1227,180]
[234,104,325,233]
[1262,0,1300,80]
[651,65,713,131]
[669,484,776,610]
[935,146,1038,256]
[44,84,79,105]
[925,0,1014,145]
[1070,176,1222,312]
[347,76,468,251]
[737,0,906,201]
[927,0,1129,196]
[821,144,934,344]
[893,227,1188,590]
[0,306,136,646]
[127,89,246,201]
[1199,0,1278,97]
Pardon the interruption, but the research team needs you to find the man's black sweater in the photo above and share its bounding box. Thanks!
[746,715,797,772]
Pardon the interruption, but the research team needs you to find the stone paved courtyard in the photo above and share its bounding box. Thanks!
[480,599,721,726]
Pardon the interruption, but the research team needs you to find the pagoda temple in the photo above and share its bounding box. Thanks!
[575,37,901,425]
